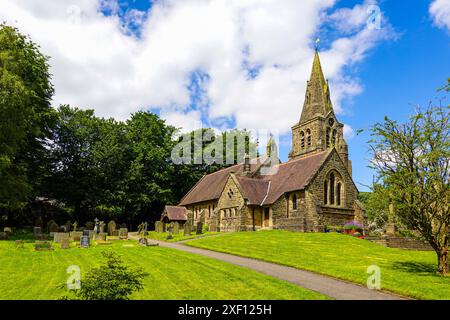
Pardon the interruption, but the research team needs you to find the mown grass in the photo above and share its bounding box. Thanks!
[0,239,327,300]
[145,231,219,242]
[186,230,450,300]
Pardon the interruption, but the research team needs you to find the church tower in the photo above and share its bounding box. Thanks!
[289,50,351,174]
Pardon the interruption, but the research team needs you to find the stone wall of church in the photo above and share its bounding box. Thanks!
[307,150,359,228]
[271,191,309,231]
[216,175,246,232]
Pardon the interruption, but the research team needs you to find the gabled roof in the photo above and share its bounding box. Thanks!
[179,158,265,206]
[235,176,270,205]
[179,151,330,207]
[162,206,187,221]
[260,151,329,204]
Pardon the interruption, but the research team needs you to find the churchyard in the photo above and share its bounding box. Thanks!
[0,226,327,300]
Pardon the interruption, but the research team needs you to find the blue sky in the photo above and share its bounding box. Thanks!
[1,0,449,191]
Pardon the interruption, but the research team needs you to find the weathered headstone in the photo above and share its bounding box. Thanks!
[4,227,13,234]
[80,235,90,248]
[196,222,203,235]
[47,220,58,233]
[155,221,163,233]
[107,220,116,236]
[60,239,70,249]
[111,230,120,237]
[119,228,128,239]
[173,222,180,235]
[0,232,8,240]
[33,227,42,237]
[95,233,107,241]
[70,231,83,242]
[183,223,191,236]
[53,232,70,244]
[100,221,106,233]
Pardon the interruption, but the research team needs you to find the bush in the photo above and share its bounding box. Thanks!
[62,252,148,300]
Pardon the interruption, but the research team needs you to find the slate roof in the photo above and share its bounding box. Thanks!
[162,206,187,221]
[179,158,266,206]
[179,151,330,206]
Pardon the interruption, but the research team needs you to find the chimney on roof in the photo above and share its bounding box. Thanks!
[243,153,251,173]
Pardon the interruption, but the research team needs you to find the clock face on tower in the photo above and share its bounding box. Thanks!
[328,118,335,127]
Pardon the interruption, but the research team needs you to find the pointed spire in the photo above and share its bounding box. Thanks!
[299,50,333,123]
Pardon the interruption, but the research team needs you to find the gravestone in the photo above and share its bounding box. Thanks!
[60,239,70,249]
[0,232,8,240]
[80,235,90,248]
[4,227,13,234]
[99,221,106,233]
[82,230,90,237]
[111,230,119,237]
[95,233,107,241]
[173,222,180,235]
[196,222,203,235]
[33,227,42,237]
[107,220,116,236]
[155,221,163,233]
[53,232,69,244]
[119,228,128,239]
[70,231,83,242]
[183,223,191,236]
[47,220,59,233]
[65,221,72,233]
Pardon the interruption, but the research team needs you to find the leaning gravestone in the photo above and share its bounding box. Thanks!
[173,222,180,235]
[119,228,128,239]
[80,235,90,248]
[183,223,191,236]
[196,222,203,235]
[107,220,116,236]
[155,221,163,233]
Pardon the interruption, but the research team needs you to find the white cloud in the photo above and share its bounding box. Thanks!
[0,0,395,134]
[430,0,450,32]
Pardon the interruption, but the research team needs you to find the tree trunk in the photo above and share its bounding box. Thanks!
[437,247,449,276]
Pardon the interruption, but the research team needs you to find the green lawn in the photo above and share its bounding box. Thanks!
[145,231,219,242]
[0,238,326,300]
[186,231,450,300]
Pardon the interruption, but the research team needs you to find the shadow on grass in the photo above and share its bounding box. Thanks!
[390,261,437,276]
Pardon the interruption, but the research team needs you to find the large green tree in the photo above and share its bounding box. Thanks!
[369,104,450,275]
[0,24,55,208]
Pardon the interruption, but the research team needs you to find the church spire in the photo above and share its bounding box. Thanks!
[299,50,333,123]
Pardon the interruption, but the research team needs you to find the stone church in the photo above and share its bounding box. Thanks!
[170,51,365,232]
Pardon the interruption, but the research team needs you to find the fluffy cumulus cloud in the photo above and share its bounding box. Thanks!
[0,0,395,134]
[430,0,450,32]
